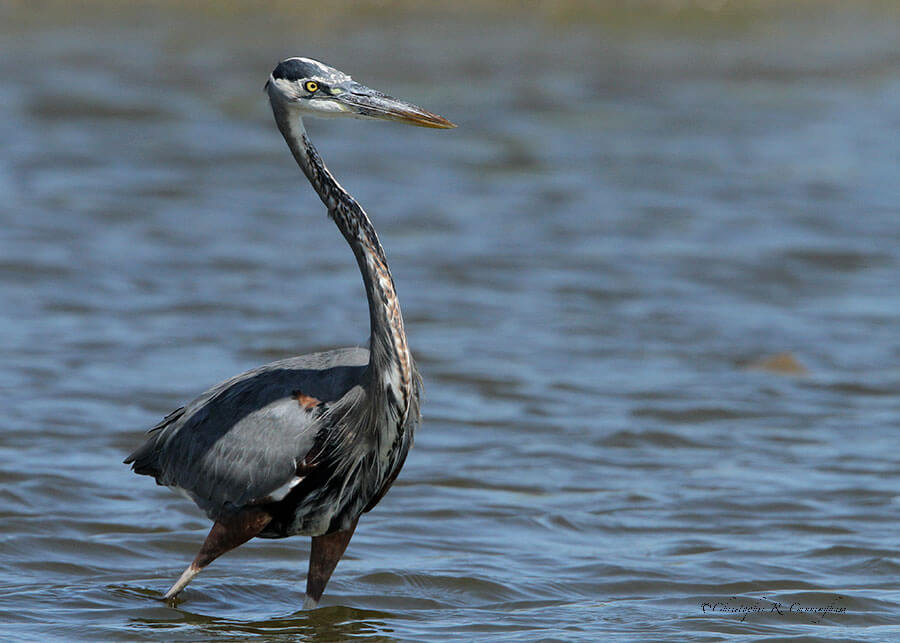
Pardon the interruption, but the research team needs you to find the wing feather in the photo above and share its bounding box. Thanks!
[125,348,368,520]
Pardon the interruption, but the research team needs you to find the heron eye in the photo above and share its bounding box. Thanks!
[304,81,319,93]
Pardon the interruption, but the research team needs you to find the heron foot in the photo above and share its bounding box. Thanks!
[163,563,201,600]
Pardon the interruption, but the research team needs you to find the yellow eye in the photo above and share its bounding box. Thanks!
[304,81,319,93]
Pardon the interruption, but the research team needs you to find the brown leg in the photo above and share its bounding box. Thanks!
[303,518,358,609]
[163,507,272,600]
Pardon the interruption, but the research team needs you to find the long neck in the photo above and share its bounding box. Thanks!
[272,104,412,417]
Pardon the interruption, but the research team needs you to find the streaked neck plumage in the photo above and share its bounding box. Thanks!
[270,101,413,420]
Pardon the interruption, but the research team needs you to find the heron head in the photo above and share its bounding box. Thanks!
[265,57,455,129]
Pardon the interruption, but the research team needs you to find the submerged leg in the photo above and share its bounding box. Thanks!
[163,507,272,600]
[303,519,358,609]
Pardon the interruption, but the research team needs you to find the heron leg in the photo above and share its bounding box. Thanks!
[163,507,272,600]
[303,518,358,609]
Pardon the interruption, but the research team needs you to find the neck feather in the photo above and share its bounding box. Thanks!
[272,104,413,417]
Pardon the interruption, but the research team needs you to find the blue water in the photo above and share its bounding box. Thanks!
[1,3,899,641]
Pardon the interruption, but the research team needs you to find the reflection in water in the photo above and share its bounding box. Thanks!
[113,583,398,640]
[1,1,899,641]
[131,606,397,642]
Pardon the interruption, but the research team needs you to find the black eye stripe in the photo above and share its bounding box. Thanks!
[272,59,322,82]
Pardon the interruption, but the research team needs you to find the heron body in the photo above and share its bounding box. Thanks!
[125,57,453,607]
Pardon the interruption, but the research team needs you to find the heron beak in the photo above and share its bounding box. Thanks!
[333,83,456,129]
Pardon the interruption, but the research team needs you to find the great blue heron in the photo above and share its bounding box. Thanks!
[125,57,454,608]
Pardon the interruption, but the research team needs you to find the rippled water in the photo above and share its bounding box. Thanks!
[1,2,899,641]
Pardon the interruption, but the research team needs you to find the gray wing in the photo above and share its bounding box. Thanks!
[125,347,368,519]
